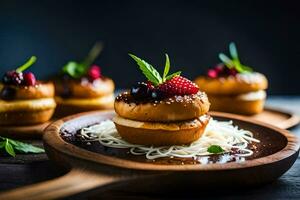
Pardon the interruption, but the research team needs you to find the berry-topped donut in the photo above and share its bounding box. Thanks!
[54,43,115,116]
[114,53,210,146]
[0,56,56,125]
[194,42,268,115]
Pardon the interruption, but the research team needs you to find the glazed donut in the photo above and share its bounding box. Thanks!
[114,115,210,146]
[194,72,268,95]
[114,91,210,122]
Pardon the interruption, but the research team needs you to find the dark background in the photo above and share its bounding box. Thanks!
[0,0,299,94]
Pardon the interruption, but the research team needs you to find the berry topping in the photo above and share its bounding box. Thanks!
[207,42,253,78]
[130,82,152,100]
[158,76,199,96]
[1,56,37,86]
[88,65,101,81]
[0,86,16,100]
[2,71,23,85]
[23,72,36,86]
[128,53,198,100]
[62,42,104,81]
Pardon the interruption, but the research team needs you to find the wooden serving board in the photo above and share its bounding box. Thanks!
[0,111,299,200]
[0,121,51,139]
[251,107,300,129]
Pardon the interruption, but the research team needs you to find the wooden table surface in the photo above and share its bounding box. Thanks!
[0,96,299,200]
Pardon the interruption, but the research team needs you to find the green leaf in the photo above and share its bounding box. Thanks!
[81,42,104,67]
[162,54,170,82]
[62,62,86,78]
[129,54,162,86]
[229,42,239,60]
[218,53,234,68]
[165,71,181,80]
[16,56,37,73]
[10,139,45,153]
[207,145,224,154]
[5,139,15,157]
[0,141,5,148]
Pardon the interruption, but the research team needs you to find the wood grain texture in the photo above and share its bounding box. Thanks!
[0,110,299,200]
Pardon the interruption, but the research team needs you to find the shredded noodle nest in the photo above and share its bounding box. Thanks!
[80,118,260,160]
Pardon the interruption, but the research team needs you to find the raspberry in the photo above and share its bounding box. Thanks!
[23,72,36,86]
[207,69,218,78]
[2,71,24,85]
[158,76,199,96]
[88,65,101,81]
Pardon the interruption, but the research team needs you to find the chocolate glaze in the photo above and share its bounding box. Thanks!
[115,91,206,106]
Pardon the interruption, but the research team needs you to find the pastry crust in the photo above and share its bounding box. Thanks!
[0,82,55,100]
[54,94,114,116]
[113,115,210,146]
[194,72,268,95]
[114,91,210,122]
[0,108,55,125]
[55,77,114,98]
[208,94,265,115]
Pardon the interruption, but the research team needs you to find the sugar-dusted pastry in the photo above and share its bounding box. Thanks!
[54,43,114,116]
[0,56,56,125]
[114,54,210,146]
[195,42,268,115]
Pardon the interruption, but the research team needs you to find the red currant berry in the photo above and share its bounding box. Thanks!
[88,65,101,81]
[23,72,36,86]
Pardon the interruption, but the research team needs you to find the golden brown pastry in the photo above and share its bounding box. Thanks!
[0,56,56,125]
[114,54,210,146]
[54,43,115,116]
[195,42,268,115]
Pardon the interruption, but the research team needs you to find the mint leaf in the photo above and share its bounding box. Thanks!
[229,42,239,61]
[0,136,44,157]
[207,145,224,154]
[62,62,86,78]
[165,71,181,80]
[162,54,170,82]
[129,54,162,86]
[5,139,15,157]
[16,56,37,73]
[9,139,44,153]
[218,53,234,68]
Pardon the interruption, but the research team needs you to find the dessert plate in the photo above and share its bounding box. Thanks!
[0,111,299,200]
[0,121,52,139]
[251,107,300,129]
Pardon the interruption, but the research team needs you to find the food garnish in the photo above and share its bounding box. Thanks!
[129,54,199,99]
[62,42,103,80]
[0,136,45,157]
[207,42,253,78]
[2,56,37,86]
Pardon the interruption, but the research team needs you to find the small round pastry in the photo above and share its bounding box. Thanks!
[194,42,268,115]
[0,56,56,125]
[54,43,115,116]
[114,53,210,146]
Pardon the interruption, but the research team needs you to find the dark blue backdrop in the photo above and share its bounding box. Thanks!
[0,0,299,94]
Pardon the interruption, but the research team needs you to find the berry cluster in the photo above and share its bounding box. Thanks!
[2,71,37,86]
[2,56,37,86]
[131,76,199,100]
[207,64,238,78]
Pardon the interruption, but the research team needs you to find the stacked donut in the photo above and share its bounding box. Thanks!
[114,54,210,146]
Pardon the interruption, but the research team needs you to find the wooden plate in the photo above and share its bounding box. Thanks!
[0,121,51,139]
[0,111,299,200]
[251,107,300,129]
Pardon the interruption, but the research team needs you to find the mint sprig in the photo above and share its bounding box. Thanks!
[218,42,253,73]
[207,145,224,154]
[16,56,37,73]
[62,42,103,78]
[128,53,181,86]
[0,136,45,157]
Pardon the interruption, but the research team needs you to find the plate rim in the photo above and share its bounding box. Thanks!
[43,110,300,171]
